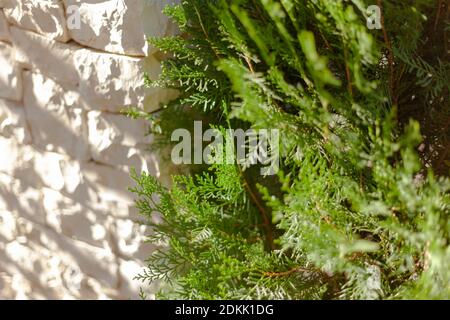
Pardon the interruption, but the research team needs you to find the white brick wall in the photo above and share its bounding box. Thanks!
[0,0,176,299]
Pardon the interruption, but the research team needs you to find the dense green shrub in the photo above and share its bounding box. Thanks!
[131,0,449,299]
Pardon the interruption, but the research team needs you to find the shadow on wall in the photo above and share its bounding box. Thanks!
[0,2,179,298]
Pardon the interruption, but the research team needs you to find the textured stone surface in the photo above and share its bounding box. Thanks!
[64,0,147,56]
[0,141,155,299]
[144,0,179,54]
[42,187,112,249]
[87,110,155,172]
[32,151,82,192]
[81,162,136,206]
[74,49,146,112]
[0,170,46,224]
[0,137,74,193]
[0,42,22,101]
[0,137,26,178]
[23,72,90,160]
[0,223,124,299]
[0,10,10,41]
[0,99,31,144]
[93,143,157,175]
[11,27,147,110]
[3,0,70,42]
[11,27,80,85]
[88,111,152,147]
[0,0,174,300]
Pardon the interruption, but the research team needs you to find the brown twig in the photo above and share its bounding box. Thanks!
[434,0,444,32]
[263,266,311,278]
[343,46,353,97]
[229,51,274,249]
[193,4,221,60]
[244,55,255,73]
[320,32,332,51]
[147,107,166,115]
[237,164,275,250]
[263,265,333,280]
[445,1,449,53]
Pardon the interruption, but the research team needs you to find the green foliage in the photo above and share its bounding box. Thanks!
[132,0,450,299]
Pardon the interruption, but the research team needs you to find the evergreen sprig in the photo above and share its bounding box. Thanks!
[132,0,449,299]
